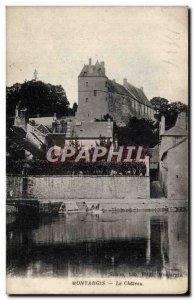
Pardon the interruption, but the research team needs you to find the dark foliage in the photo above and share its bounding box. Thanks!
[150,97,188,130]
[6,80,70,118]
[6,159,147,176]
[115,117,159,148]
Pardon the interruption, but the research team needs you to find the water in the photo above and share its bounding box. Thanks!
[7,211,188,278]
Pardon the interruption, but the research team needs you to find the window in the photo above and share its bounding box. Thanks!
[105,81,108,87]
[94,90,97,96]
[85,98,88,102]
[106,97,107,101]
[84,72,87,76]
[86,82,88,86]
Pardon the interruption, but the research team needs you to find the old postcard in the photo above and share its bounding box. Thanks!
[6,6,188,294]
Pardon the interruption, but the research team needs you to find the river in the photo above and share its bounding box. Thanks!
[7,211,188,279]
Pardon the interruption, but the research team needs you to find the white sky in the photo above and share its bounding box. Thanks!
[6,6,188,105]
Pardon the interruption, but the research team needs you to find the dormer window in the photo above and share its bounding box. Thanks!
[94,90,97,96]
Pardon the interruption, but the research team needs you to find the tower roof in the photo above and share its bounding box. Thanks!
[79,59,106,77]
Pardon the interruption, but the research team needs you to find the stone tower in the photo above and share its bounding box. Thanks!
[76,58,109,121]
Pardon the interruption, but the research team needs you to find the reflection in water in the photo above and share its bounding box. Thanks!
[7,211,188,278]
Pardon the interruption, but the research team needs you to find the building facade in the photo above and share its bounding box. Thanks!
[159,112,188,200]
[76,58,155,125]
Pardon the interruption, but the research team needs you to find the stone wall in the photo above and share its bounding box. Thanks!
[159,139,188,200]
[167,139,188,200]
[108,93,136,125]
[76,76,109,121]
[7,175,150,202]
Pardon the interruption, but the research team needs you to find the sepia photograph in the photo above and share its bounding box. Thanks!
[6,6,189,294]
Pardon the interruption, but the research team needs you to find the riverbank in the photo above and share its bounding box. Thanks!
[7,198,188,214]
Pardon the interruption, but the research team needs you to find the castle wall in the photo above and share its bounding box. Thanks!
[108,93,136,124]
[108,93,154,125]
[76,60,155,124]
[76,76,109,121]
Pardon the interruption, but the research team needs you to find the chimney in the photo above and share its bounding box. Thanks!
[160,115,165,135]
[123,78,127,87]
[112,79,116,83]
[66,121,71,138]
[101,61,105,68]
[140,87,143,91]
[89,58,92,66]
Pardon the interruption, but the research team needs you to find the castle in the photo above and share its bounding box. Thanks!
[14,58,155,153]
[76,58,155,125]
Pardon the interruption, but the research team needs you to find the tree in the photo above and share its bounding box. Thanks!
[150,97,188,130]
[6,80,70,118]
[150,97,169,111]
[115,117,159,148]
[95,113,113,122]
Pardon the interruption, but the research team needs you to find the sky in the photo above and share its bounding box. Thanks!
[6,6,188,105]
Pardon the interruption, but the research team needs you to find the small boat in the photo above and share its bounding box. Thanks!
[58,202,87,214]
[88,203,103,215]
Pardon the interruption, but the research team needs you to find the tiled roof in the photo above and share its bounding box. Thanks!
[79,61,105,77]
[124,82,153,108]
[161,137,188,160]
[162,126,188,136]
[108,79,153,108]
[68,121,113,139]
[79,59,154,108]
[107,79,129,96]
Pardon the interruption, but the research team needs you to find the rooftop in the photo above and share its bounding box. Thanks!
[67,121,113,139]
[79,58,154,109]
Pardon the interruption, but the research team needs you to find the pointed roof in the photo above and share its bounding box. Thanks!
[107,79,129,96]
[107,79,154,108]
[161,126,187,136]
[161,137,188,160]
[124,81,153,108]
[161,113,188,136]
[78,59,154,109]
[95,60,101,67]
[67,121,113,139]
[79,60,105,77]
